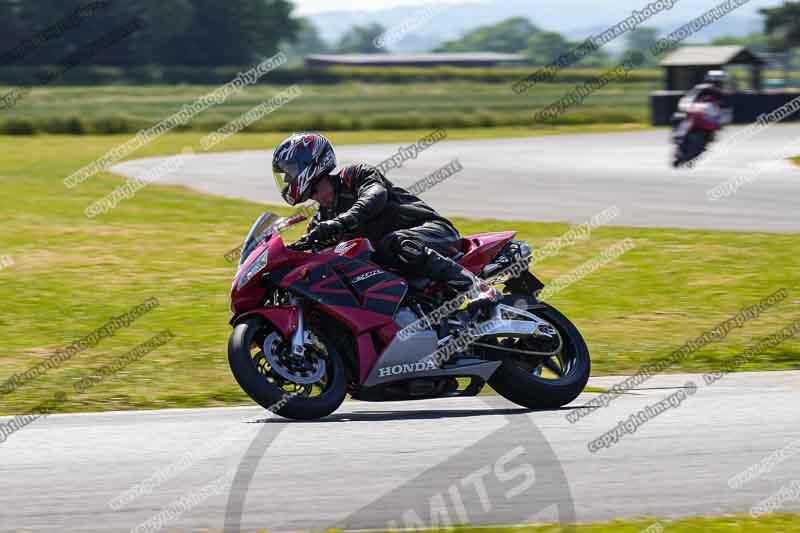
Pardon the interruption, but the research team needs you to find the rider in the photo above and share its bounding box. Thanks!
[271,131,500,311]
[679,69,733,126]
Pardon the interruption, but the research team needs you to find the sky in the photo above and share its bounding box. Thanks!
[292,0,483,15]
[292,0,778,17]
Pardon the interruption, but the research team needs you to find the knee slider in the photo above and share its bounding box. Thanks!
[396,238,426,266]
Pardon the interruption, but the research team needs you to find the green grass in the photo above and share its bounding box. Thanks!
[300,514,800,533]
[791,156,800,166]
[0,81,654,134]
[0,133,798,415]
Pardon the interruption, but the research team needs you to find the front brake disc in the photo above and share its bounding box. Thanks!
[262,332,326,385]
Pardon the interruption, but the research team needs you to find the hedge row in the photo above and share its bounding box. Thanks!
[323,66,663,84]
[0,109,647,135]
[0,65,664,86]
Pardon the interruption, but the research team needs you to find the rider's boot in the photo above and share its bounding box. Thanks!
[421,248,501,314]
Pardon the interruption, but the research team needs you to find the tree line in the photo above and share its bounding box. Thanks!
[333,3,800,67]
[1,0,799,68]
[0,0,298,67]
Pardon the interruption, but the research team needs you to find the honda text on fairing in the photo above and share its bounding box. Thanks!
[227,212,591,420]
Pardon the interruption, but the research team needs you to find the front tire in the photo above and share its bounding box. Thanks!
[488,299,590,409]
[228,317,347,420]
[675,130,707,167]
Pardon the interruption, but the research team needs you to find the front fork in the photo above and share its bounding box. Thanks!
[290,297,307,357]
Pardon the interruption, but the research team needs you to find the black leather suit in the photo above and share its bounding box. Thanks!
[308,164,473,292]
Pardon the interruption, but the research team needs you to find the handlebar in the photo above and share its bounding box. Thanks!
[288,235,332,253]
[288,237,314,251]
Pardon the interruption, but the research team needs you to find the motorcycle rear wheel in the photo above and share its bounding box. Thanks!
[487,297,590,409]
[228,317,347,420]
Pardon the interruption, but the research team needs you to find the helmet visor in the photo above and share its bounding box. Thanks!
[273,168,297,205]
[275,159,301,181]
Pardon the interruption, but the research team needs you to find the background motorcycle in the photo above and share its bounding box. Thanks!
[228,212,591,420]
[671,99,725,167]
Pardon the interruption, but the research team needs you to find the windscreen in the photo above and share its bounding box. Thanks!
[238,212,285,267]
[238,211,310,267]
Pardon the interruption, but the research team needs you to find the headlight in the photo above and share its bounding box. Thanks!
[236,250,269,290]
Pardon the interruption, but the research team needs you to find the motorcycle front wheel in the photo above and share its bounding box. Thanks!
[228,317,347,420]
[486,297,591,409]
[674,130,707,167]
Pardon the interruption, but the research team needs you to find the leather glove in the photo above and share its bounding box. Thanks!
[307,219,345,244]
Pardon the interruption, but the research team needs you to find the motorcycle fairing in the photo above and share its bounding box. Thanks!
[363,303,550,387]
[267,243,408,334]
[459,231,517,273]
[334,238,374,261]
[232,307,299,337]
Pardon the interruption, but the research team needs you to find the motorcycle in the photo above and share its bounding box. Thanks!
[228,211,591,420]
[670,95,729,168]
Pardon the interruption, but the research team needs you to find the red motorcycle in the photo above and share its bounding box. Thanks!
[228,212,590,419]
[671,89,731,167]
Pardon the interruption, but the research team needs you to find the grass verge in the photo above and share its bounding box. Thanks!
[0,133,798,415]
[300,514,800,533]
[0,82,653,134]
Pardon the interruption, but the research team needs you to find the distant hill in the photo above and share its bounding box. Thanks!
[307,0,769,53]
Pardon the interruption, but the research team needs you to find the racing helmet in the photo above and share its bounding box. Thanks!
[272,132,337,206]
[705,70,729,86]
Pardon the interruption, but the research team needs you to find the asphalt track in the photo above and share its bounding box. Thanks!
[3,371,800,532]
[111,125,800,232]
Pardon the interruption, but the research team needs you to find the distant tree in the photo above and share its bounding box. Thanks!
[336,23,385,54]
[0,0,189,66]
[0,0,300,67]
[0,0,23,61]
[525,31,574,65]
[577,48,614,68]
[711,33,770,54]
[435,17,540,53]
[758,2,800,72]
[624,27,659,66]
[161,0,299,66]
[760,2,800,52]
[98,0,195,67]
[525,31,612,68]
[288,18,330,57]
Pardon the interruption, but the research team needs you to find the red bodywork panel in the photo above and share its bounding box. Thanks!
[231,230,516,385]
[230,232,312,315]
[333,238,373,259]
[687,110,722,133]
[458,231,516,274]
[235,307,299,338]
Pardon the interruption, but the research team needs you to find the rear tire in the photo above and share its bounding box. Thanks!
[488,300,590,409]
[228,317,347,420]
